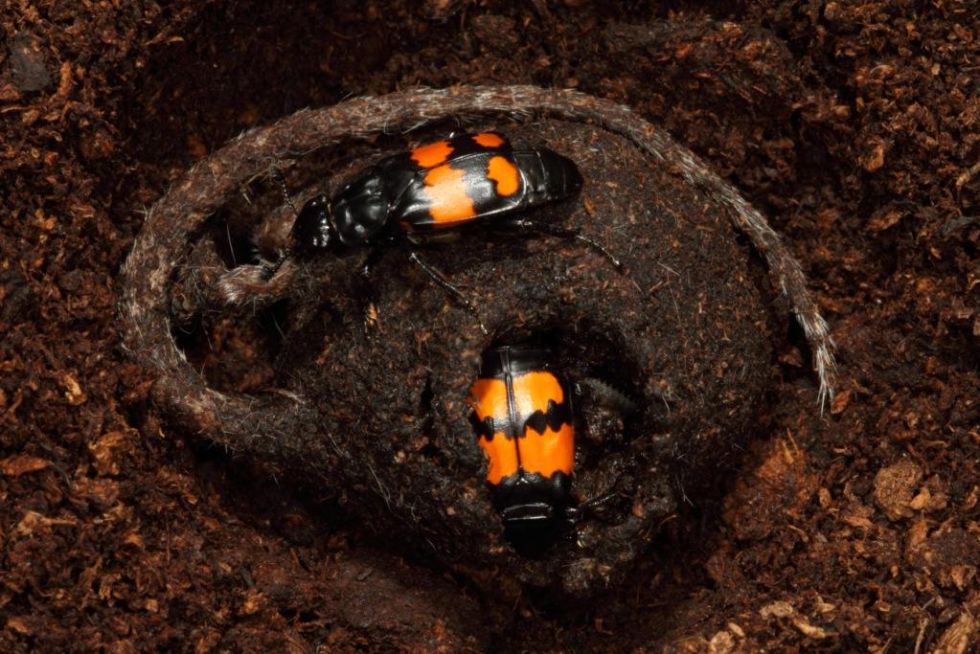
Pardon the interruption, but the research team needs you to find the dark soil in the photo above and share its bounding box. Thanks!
[2,1,977,652]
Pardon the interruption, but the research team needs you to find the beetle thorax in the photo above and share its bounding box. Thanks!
[331,175,393,246]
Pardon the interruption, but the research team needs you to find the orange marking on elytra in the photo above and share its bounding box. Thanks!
[478,433,519,485]
[470,378,517,485]
[511,371,564,416]
[411,140,453,168]
[469,372,573,485]
[511,371,573,477]
[470,378,508,423]
[422,164,477,224]
[473,132,506,148]
[487,156,520,197]
[514,423,574,479]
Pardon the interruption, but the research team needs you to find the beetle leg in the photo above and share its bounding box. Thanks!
[406,251,487,334]
[565,491,621,527]
[359,246,387,279]
[497,217,623,271]
[352,248,385,331]
[579,492,620,512]
[406,230,462,246]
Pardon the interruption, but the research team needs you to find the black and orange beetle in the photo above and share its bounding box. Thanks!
[291,131,617,307]
[292,131,583,251]
[468,344,575,538]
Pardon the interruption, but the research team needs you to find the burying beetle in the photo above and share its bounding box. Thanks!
[289,131,620,313]
[469,343,637,551]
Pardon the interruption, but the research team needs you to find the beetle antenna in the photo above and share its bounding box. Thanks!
[271,166,297,214]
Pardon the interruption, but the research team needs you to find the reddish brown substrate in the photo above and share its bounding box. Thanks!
[1,2,977,651]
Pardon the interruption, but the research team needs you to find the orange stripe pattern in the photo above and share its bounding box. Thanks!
[469,370,574,485]
[486,156,520,197]
[410,140,453,168]
[420,164,478,224]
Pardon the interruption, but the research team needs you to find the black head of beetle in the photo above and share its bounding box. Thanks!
[291,195,338,255]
